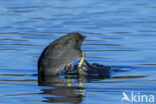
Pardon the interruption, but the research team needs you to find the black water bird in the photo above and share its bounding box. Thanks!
[38,32,86,78]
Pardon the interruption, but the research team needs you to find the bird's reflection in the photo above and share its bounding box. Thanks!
[38,61,111,103]
[38,75,85,103]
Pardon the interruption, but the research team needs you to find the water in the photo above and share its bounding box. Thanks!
[0,0,156,104]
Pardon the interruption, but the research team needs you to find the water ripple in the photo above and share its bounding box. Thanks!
[0,0,156,104]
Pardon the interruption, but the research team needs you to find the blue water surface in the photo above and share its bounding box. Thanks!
[0,0,156,104]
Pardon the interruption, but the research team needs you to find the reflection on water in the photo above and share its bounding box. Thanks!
[39,76,84,103]
[38,63,111,103]
[0,0,156,104]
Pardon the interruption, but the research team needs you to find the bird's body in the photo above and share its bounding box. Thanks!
[38,32,86,77]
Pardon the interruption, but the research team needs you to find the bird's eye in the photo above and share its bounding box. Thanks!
[76,39,80,43]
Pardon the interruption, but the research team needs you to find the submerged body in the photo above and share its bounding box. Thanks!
[38,32,86,77]
[64,60,111,78]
